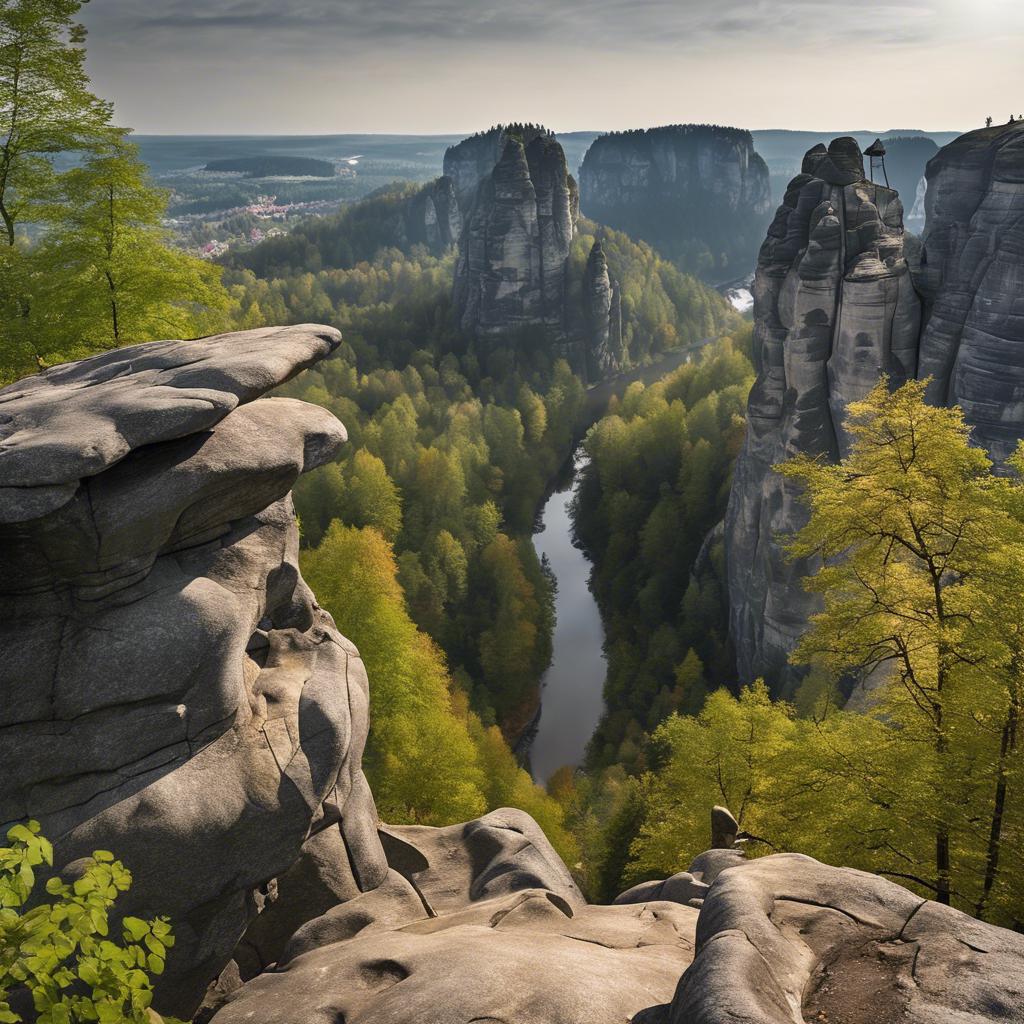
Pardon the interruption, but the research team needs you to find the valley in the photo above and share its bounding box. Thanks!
[1,2,1022,1019]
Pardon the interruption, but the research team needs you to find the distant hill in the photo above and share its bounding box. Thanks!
[203,155,336,178]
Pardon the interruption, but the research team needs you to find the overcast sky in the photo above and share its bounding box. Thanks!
[79,0,1022,135]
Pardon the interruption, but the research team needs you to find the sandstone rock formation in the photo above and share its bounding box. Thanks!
[725,124,1024,691]
[0,326,387,1018]
[405,175,462,250]
[210,808,699,1024]
[443,124,554,215]
[579,125,772,280]
[916,121,1024,467]
[583,239,624,379]
[643,853,1024,1024]
[210,807,1024,1024]
[453,131,578,337]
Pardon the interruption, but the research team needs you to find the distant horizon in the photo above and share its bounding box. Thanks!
[78,2,1020,137]
[125,125,972,139]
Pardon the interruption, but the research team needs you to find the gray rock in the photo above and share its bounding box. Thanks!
[579,125,772,279]
[443,124,552,215]
[724,137,922,691]
[664,853,1024,1023]
[453,131,577,338]
[917,121,1024,469]
[405,175,462,250]
[583,239,624,378]
[211,810,698,1024]
[0,326,388,1019]
[726,123,1024,692]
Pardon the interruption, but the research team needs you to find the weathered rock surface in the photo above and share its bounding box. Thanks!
[726,124,1024,691]
[725,136,921,689]
[916,121,1024,467]
[0,326,388,1018]
[405,175,462,250]
[653,853,1024,1024]
[211,808,698,1024]
[443,124,554,215]
[212,811,1024,1024]
[583,239,623,378]
[579,125,772,280]
[453,131,578,337]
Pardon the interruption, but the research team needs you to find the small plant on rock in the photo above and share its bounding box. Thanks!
[0,820,174,1023]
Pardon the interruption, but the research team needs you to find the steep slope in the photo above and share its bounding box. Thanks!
[453,131,578,337]
[579,125,772,280]
[725,123,1024,690]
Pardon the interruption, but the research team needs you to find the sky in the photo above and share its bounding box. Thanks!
[79,0,1023,135]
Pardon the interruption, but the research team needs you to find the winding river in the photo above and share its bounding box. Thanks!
[528,449,607,784]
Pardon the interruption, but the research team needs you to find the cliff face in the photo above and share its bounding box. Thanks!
[443,124,552,214]
[0,327,387,1018]
[453,132,578,337]
[725,123,1024,690]
[583,239,623,377]
[579,125,772,280]
[916,122,1024,467]
[405,175,462,250]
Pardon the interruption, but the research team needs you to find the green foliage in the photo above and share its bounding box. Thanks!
[300,523,577,863]
[615,381,1024,928]
[572,329,755,772]
[0,0,230,384]
[0,821,173,1024]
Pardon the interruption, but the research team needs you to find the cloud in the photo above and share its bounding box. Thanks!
[84,0,956,54]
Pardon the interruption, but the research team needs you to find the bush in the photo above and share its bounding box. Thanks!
[0,821,174,1024]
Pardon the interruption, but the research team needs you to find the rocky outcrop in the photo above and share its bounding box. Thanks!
[579,125,772,280]
[453,132,578,336]
[210,807,1024,1024]
[443,124,553,215]
[583,239,623,378]
[405,175,462,250]
[654,853,1024,1024]
[210,808,699,1024]
[726,123,1024,691]
[0,326,387,1019]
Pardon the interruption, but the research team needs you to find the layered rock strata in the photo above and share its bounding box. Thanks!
[0,326,387,1018]
[443,124,553,215]
[579,125,772,279]
[453,132,578,336]
[726,124,1024,691]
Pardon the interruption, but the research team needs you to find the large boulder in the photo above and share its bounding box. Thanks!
[210,808,698,1024]
[0,326,388,1018]
[659,853,1024,1024]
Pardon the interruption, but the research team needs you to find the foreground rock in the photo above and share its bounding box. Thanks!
[656,854,1024,1024]
[0,326,387,1018]
[212,809,1024,1024]
[579,125,772,280]
[211,809,698,1024]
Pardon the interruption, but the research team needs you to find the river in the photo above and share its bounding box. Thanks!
[528,449,607,784]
